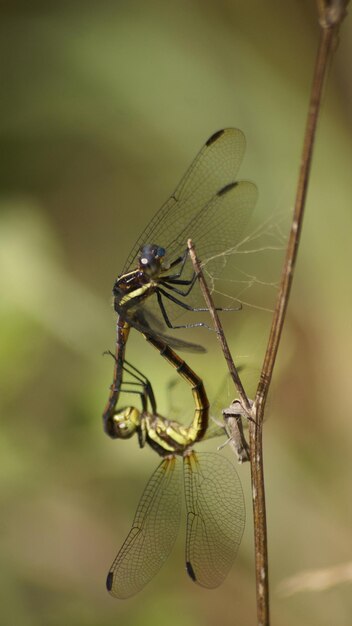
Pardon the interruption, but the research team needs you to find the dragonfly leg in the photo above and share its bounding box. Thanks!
[161,250,198,296]
[120,361,157,414]
[157,287,239,327]
[105,352,157,414]
[160,277,199,297]
[104,360,155,444]
[157,287,209,313]
[161,271,197,295]
[163,248,189,278]
[158,284,242,314]
[156,289,212,330]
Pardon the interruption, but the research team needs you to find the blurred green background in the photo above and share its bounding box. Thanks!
[1,1,352,625]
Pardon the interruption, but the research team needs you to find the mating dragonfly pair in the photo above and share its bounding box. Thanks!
[103,128,257,598]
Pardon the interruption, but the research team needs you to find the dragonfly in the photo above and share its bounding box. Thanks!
[102,128,258,432]
[105,356,245,599]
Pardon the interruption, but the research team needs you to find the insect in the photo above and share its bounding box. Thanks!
[102,128,257,432]
[105,355,245,598]
[103,128,255,596]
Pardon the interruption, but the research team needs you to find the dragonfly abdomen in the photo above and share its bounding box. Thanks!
[144,334,209,443]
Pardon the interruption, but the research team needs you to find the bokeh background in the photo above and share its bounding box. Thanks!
[1,1,352,625]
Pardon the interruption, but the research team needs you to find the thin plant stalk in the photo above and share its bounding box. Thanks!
[250,9,347,621]
[189,3,348,624]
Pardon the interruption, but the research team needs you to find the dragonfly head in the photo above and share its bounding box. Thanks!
[105,406,141,439]
[138,244,168,277]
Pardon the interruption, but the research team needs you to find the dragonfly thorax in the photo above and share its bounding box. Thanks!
[112,270,154,311]
[138,243,169,277]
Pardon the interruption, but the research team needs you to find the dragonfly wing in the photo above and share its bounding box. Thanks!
[166,179,258,268]
[123,128,247,273]
[163,180,258,320]
[107,456,182,598]
[202,420,227,441]
[125,306,206,352]
[184,451,245,588]
[125,179,258,332]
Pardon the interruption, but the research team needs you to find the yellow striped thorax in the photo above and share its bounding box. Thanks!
[112,244,170,311]
[107,404,206,457]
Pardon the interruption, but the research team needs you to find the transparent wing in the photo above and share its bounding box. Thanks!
[127,306,206,353]
[201,421,227,441]
[184,451,245,588]
[122,128,251,274]
[166,180,257,275]
[128,179,257,332]
[107,456,182,599]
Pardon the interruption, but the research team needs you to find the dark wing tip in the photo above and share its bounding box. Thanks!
[217,181,238,197]
[186,560,197,582]
[206,129,225,147]
[106,571,114,591]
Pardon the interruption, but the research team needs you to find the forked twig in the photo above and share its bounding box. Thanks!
[189,3,348,624]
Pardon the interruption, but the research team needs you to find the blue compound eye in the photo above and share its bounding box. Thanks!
[157,247,165,257]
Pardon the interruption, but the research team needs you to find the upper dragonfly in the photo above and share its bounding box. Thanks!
[116,128,257,334]
[103,128,257,429]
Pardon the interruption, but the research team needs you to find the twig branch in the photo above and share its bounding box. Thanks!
[190,4,348,625]
[255,3,347,414]
[249,8,348,621]
[251,5,347,624]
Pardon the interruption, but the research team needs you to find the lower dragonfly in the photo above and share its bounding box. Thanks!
[105,345,245,599]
